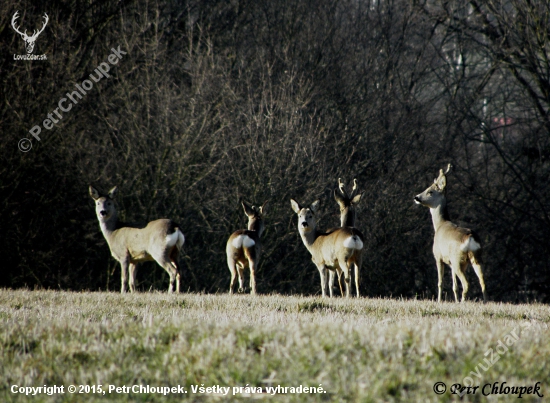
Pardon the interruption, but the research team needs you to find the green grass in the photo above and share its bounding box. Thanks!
[0,290,549,402]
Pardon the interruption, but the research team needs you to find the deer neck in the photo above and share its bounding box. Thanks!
[248,219,264,238]
[429,201,450,232]
[98,213,119,241]
[299,227,321,251]
[340,209,355,227]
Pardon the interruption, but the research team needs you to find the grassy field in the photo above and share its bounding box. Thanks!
[0,290,549,402]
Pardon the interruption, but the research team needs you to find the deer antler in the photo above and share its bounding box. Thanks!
[338,178,360,199]
[338,178,348,198]
[11,11,27,38]
[11,11,48,40]
[350,178,359,198]
[29,13,48,40]
[444,163,452,175]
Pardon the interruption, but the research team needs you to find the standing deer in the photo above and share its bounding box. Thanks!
[291,199,363,298]
[89,186,185,293]
[330,178,365,296]
[414,165,487,302]
[226,201,267,295]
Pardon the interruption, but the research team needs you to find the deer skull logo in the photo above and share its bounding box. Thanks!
[11,11,49,54]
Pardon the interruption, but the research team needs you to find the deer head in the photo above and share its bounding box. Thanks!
[89,186,118,224]
[414,164,452,209]
[12,11,49,54]
[334,178,363,227]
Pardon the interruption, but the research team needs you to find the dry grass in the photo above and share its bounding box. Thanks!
[0,290,549,402]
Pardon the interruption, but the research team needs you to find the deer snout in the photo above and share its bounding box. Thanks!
[414,196,422,204]
[100,210,108,217]
[301,221,309,228]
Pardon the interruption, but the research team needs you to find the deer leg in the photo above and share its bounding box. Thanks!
[248,258,257,295]
[316,264,328,297]
[354,262,360,298]
[338,261,351,298]
[173,261,181,293]
[244,247,258,295]
[158,260,177,293]
[435,259,444,302]
[120,259,129,294]
[128,263,137,293]
[170,247,181,293]
[451,268,459,302]
[152,252,175,293]
[337,269,344,297]
[454,261,469,302]
[228,258,237,294]
[328,270,335,298]
[470,252,487,302]
[167,269,175,293]
[237,264,245,293]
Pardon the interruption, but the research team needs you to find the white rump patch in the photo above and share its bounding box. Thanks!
[343,235,363,250]
[176,229,185,249]
[460,236,480,252]
[232,235,255,249]
[166,229,185,249]
[232,235,243,248]
[243,236,255,248]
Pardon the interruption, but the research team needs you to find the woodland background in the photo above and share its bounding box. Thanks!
[1,0,549,302]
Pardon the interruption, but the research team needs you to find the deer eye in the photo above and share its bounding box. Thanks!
[427,191,433,195]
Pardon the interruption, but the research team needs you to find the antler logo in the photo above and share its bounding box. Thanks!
[11,11,49,54]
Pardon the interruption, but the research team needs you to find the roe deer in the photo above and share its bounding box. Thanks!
[291,199,363,298]
[226,200,267,295]
[331,178,365,296]
[414,165,487,302]
[89,186,185,293]
[334,178,364,227]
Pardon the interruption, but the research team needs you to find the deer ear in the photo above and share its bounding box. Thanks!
[290,199,301,214]
[436,171,447,190]
[241,200,255,217]
[259,200,268,215]
[310,200,320,213]
[351,192,363,205]
[107,186,118,199]
[89,186,100,200]
[334,188,346,207]
[338,178,348,198]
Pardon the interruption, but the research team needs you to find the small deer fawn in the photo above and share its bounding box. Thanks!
[89,186,185,293]
[291,199,363,298]
[414,165,487,302]
[226,201,267,295]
